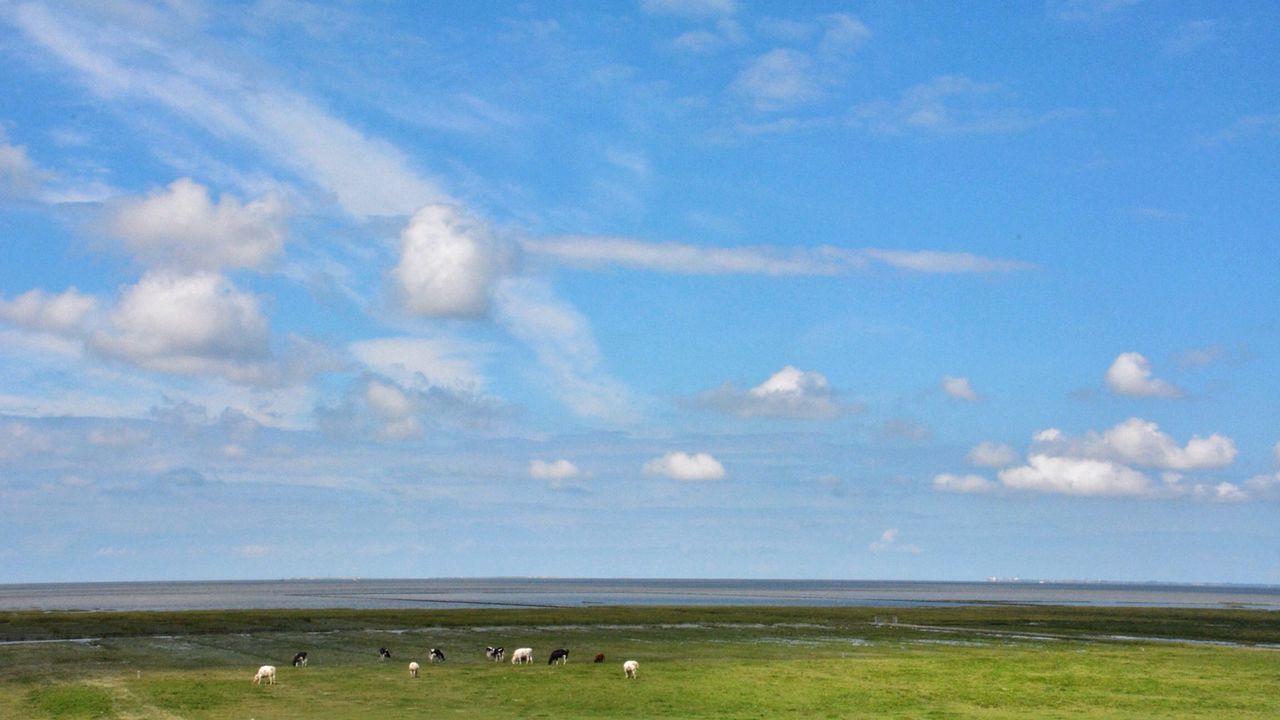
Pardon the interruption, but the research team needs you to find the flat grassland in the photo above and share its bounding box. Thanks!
[2,605,1277,719]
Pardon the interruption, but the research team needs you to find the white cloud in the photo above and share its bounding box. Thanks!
[696,365,854,420]
[933,473,997,494]
[998,454,1152,496]
[850,75,1066,136]
[235,544,271,558]
[733,49,822,111]
[869,528,921,554]
[364,378,420,440]
[90,272,273,383]
[1091,417,1235,470]
[14,4,446,217]
[942,375,979,401]
[966,441,1018,468]
[0,135,46,198]
[640,0,736,19]
[350,336,487,393]
[525,236,864,275]
[940,420,1244,501]
[867,249,1036,273]
[530,459,582,481]
[0,421,54,460]
[524,236,1033,276]
[392,204,514,319]
[105,178,287,271]
[643,451,726,481]
[0,288,97,335]
[818,13,870,55]
[492,277,636,423]
[1105,352,1182,398]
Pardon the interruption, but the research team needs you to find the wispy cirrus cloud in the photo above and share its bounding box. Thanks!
[523,236,1033,276]
[13,2,447,217]
[849,75,1078,137]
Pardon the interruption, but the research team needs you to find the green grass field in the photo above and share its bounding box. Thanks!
[2,605,1277,718]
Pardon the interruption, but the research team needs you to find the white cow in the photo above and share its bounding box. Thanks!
[409,661,420,678]
[511,647,534,665]
[253,665,277,685]
[623,660,639,679]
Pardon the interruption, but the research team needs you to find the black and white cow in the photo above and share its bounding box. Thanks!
[485,646,505,662]
[379,647,392,661]
[548,648,569,665]
[429,648,446,663]
[292,651,308,667]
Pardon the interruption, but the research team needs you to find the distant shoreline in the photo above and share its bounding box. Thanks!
[3,578,1278,612]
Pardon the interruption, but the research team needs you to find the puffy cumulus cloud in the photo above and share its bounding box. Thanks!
[0,287,97,335]
[733,49,822,111]
[643,451,726,481]
[91,272,273,383]
[530,459,582,481]
[392,204,515,319]
[933,473,997,494]
[966,441,1018,469]
[105,178,287,272]
[364,378,421,440]
[1096,418,1235,470]
[936,418,1243,500]
[942,375,979,401]
[694,365,856,420]
[1105,352,1182,398]
[998,455,1152,496]
[1034,417,1236,471]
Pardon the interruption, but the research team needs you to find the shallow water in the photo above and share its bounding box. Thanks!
[1,578,1278,611]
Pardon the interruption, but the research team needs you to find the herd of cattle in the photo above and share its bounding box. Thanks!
[252,645,639,685]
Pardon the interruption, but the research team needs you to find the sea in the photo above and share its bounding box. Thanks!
[1,578,1278,612]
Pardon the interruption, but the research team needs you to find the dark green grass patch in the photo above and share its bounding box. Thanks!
[26,684,114,718]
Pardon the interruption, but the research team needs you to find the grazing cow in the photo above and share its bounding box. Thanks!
[253,665,277,685]
[379,647,392,662]
[548,648,569,665]
[429,648,446,663]
[511,647,533,665]
[292,651,308,667]
[593,653,605,664]
[485,646,505,662]
[408,661,420,678]
[623,660,639,679]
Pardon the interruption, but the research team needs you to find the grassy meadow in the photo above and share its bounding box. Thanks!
[2,605,1277,719]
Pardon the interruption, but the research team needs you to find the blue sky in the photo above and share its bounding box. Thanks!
[1,0,1278,584]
